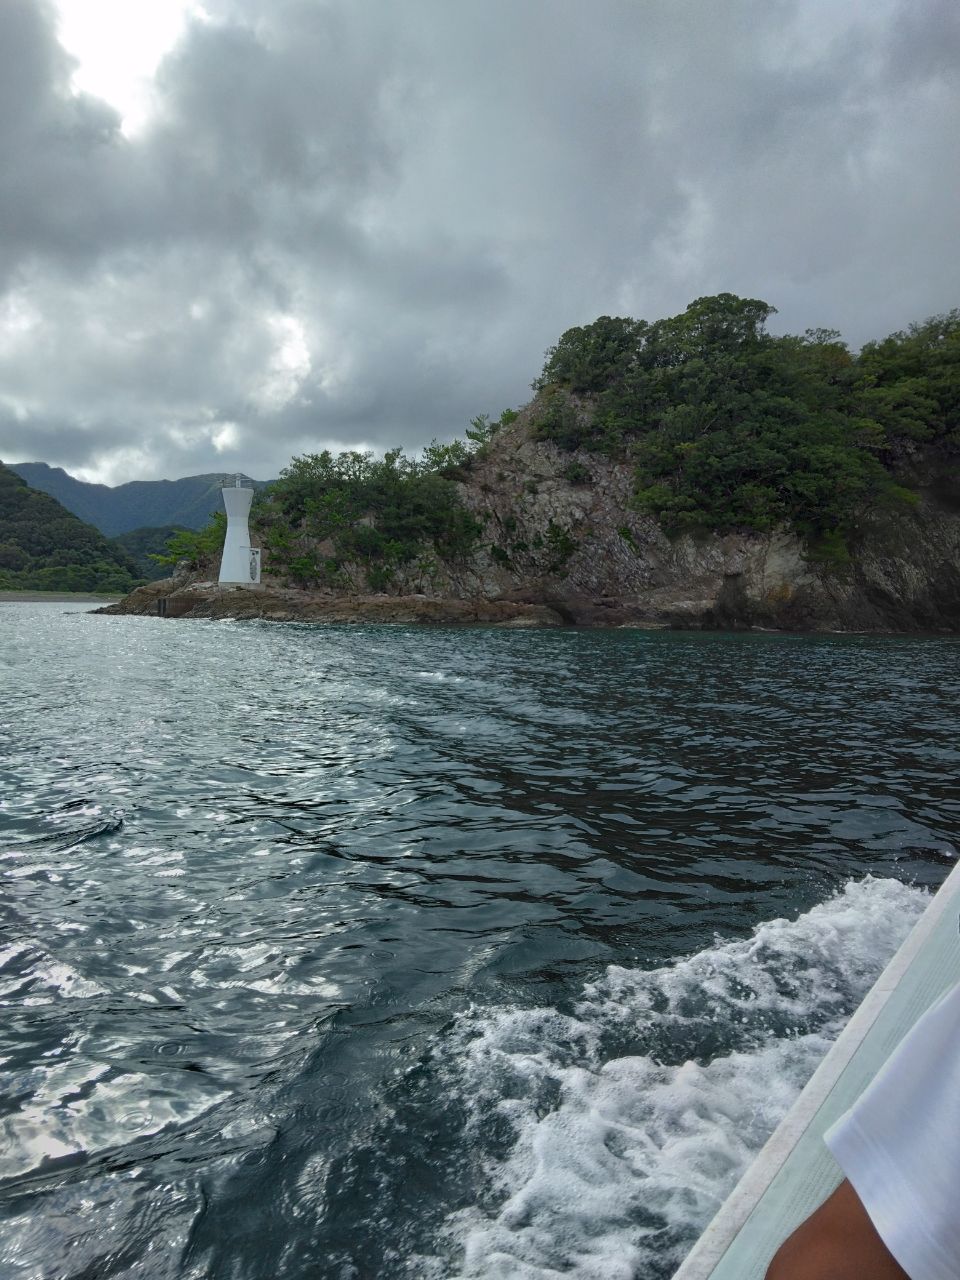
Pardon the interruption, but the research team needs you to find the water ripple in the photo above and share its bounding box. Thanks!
[0,606,957,1278]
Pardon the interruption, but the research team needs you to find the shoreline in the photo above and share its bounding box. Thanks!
[0,590,124,603]
[95,579,960,635]
[97,580,566,628]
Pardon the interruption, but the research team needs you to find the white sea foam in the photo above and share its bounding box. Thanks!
[430,876,928,1280]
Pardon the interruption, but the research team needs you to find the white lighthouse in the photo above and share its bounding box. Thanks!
[219,476,261,585]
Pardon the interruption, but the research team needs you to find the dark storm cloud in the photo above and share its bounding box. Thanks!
[0,0,958,482]
[0,0,124,277]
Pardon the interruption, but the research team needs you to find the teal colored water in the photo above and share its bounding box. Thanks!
[0,605,957,1279]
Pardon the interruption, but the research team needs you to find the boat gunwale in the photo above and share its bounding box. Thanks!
[673,859,960,1279]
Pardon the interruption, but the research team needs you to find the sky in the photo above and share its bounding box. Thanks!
[0,0,958,485]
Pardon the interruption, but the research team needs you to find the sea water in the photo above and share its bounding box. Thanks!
[0,604,957,1279]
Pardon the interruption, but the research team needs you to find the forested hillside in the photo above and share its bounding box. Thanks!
[531,294,960,559]
[0,463,141,593]
[8,464,271,535]
[110,526,191,579]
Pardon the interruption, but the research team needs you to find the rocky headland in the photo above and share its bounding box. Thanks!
[101,297,960,632]
[101,412,960,632]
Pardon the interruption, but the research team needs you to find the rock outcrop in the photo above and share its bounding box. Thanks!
[97,578,565,627]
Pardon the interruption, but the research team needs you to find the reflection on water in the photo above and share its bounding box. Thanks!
[0,605,957,1278]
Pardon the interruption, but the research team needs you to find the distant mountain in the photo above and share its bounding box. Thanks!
[110,525,191,580]
[0,461,141,593]
[8,463,272,536]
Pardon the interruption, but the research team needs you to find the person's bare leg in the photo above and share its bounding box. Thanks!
[765,1179,909,1280]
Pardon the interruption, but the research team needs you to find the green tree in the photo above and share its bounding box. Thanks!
[536,316,646,392]
[152,511,227,568]
[255,446,481,591]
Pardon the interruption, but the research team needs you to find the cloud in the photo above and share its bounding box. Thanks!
[0,0,958,483]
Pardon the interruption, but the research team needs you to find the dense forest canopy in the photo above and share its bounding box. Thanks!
[254,448,483,591]
[533,294,960,554]
[0,463,141,593]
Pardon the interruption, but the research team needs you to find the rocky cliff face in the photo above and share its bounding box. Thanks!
[438,411,960,631]
[104,413,960,631]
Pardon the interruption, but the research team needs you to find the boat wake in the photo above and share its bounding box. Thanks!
[425,876,928,1280]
